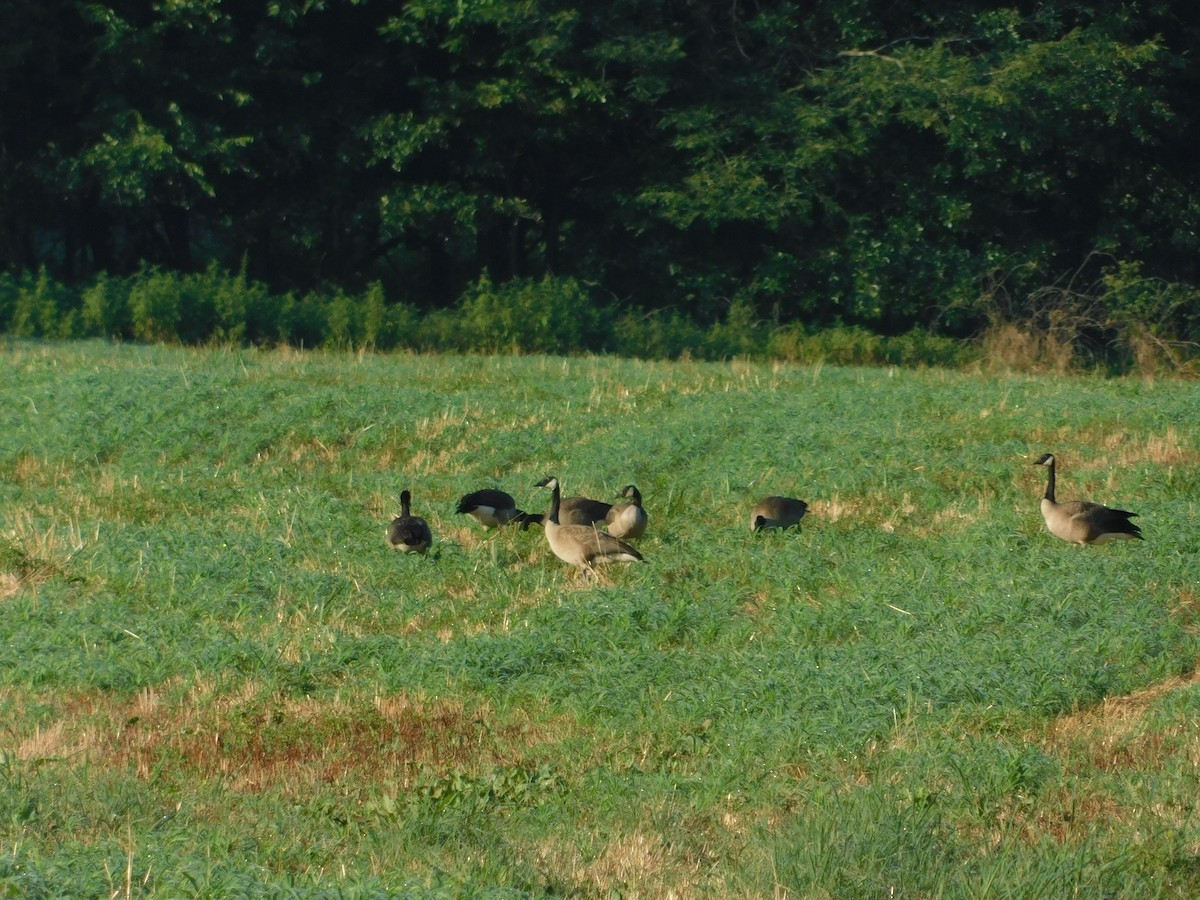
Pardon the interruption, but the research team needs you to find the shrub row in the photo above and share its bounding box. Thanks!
[0,265,976,366]
[2,264,1196,372]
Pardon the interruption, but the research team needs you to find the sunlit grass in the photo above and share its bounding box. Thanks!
[1,339,1198,896]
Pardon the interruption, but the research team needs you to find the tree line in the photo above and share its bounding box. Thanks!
[2,0,1198,349]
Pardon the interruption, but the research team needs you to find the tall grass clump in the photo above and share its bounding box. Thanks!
[458,274,609,354]
[80,272,131,338]
[208,262,279,344]
[767,323,976,367]
[126,264,291,345]
[2,268,79,339]
[317,281,418,351]
[1102,260,1200,376]
[127,266,190,342]
[973,256,1200,375]
[703,299,766,358]
[612,307,707,359]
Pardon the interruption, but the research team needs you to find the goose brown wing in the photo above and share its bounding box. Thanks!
[559,497,613,526]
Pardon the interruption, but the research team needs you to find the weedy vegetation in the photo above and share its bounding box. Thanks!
[1,340,1198,897]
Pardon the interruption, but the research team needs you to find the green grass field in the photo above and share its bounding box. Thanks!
[2,340,1198,897]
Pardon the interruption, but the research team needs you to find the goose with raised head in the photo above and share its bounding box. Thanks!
[536,476,643,575]
[605,484,648,539]
[1034,453,1142,545]
[750,496,808,532]
[387,489,433,554]
[455,489,542,529]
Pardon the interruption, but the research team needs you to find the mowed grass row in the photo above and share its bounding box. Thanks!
[1,339,1198,897]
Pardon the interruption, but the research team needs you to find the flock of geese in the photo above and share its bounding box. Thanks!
[386,453,1143,576]
[386,477,664,577]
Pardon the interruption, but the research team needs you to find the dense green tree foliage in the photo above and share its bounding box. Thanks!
[2,1,1198,336]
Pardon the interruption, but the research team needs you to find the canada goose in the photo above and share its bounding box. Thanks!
[1034,453,1142,545]
[536,476,643,575]
[750,496,809,532]
[387,489,433,554]
[605,484,648,539]
[455,489,542,529]
[558,493,613,526]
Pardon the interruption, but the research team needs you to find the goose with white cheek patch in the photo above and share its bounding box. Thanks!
[1034,453,1142,546]
[536,476,644,577]
[605,484,648,540]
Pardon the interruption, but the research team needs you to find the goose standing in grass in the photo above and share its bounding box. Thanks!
[750,496,809,532]
[1034,453,1142,545]
[387,489,433,554]
[605,484,648,539]
[536,476,643,576]
[455,489,542,529]
[557,493,613,527]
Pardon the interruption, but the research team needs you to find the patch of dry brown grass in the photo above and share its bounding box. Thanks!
[6,452,72,488]
[1115,427,1195,468]
[979,666,1200,846]
[9,680,568,796]
[1042,428,1197,471]
[1018,430,1197,506]
[1039,667,1200,775]
[536,823,730,899]
[910,497,991,538]
[809,491,922,534]
[1171,587,1200,633]
[981,322,1079,374]
[900,663,1200,852]
[993,784,1139,847]
[808,495,865,525]
[0,508,89,595]
[1125,324,1200,379]
[0,571,21,599]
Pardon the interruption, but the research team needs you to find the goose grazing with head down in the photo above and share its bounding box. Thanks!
[387,489,433,554]
[605,484,648,539]
[536,476,643,575]
[750,496,809,532]
[1034,453,1142,546]
[455,489,542,529]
